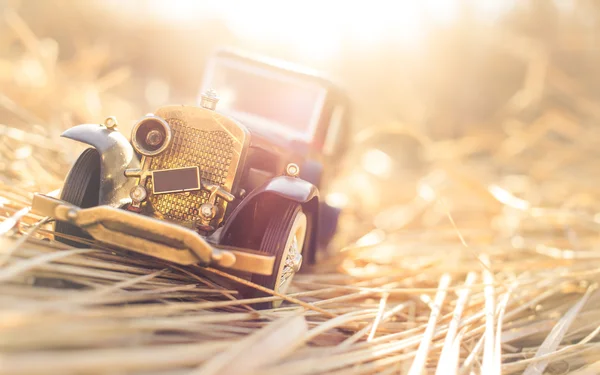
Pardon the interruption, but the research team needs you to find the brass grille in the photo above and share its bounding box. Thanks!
[146,118,234,224]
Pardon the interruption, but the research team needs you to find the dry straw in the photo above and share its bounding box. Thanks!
[2,5,600,375]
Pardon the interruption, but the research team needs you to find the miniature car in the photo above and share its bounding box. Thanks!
[32,49,351,308]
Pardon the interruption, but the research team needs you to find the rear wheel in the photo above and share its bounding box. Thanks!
[55,148,101,247]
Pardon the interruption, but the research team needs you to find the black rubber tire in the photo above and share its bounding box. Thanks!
[249,200,303,309]
[55,148,101,247]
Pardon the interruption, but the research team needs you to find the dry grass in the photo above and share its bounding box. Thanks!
[3,4,600,375]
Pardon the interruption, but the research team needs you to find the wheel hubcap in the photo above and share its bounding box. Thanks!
[279,236,303,288]
[292,252,303,273]
[272,211,307,307]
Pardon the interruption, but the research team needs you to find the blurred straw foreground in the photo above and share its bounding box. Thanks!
[3,2,600,374]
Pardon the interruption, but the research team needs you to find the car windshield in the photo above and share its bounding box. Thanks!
[203,57,325,142]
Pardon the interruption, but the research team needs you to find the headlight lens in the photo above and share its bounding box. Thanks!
[131,115,172,156]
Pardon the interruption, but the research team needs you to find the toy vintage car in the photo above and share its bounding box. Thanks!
[32,49,350,308]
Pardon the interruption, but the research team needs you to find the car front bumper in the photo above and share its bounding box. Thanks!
[32,194,275,276]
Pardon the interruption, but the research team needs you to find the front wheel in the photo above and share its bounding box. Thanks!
[55,148,101,247]
[223,196,309,309]
[251,202,307,309]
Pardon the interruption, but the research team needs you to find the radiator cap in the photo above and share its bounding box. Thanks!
[200,89,219,111]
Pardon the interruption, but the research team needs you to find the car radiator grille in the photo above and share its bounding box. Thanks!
[146,118,234,224]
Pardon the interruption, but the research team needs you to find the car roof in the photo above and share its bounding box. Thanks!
[211,47,349,100]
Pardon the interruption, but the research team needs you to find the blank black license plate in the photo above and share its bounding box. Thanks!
[151,166,201,194]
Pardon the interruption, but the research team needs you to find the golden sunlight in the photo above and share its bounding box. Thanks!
[141,0,467,61]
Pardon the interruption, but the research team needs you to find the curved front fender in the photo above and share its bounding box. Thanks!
[222,176,319,231]
[258,175,319,203]
[62,124,139,206]
[221,176,320,264]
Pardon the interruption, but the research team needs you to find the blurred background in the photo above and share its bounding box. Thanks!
[5,3,600,373]
[2,0,600,247]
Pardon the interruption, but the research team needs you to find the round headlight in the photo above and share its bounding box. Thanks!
[131,115,172,156]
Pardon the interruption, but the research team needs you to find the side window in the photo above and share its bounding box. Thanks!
[322,105,346,157]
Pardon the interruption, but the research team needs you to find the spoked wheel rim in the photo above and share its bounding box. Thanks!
[272,211,307,308]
